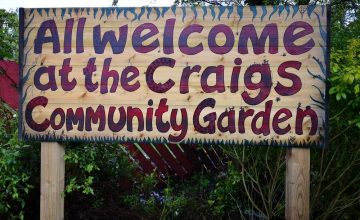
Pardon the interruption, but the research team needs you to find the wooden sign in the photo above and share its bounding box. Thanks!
[19,6,329,147]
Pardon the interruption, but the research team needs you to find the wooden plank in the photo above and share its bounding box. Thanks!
[205,146,224,169]
[122,142,155,173]
[23,29,325,50]
[167,144,194,174]
[26,15,326,28]
[26,6,326,25]
[285,148,310,220]
[21,98,325,145]
[20,6,328,148]
[40,142,64,220]
[26,19,326,28]
[137,143,169,174]
[210,145,230,165]
[23,50,326,67]
[23,53,325,68]
[154,143,187,177]
[195,147,217,172]
[180,144,203,171]
[21,88,326,109]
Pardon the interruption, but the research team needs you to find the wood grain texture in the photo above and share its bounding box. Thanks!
[40,142,65,220]
[285,148,310,220]
[20,6,328,147]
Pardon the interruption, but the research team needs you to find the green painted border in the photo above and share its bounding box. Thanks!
[18,5,329,149]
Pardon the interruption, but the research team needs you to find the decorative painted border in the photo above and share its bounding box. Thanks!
[23,5,327,22]
[22,132,323,148]
[18,5,330,148]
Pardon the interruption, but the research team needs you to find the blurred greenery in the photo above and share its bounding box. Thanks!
[0,9,18,60]
[1,1,360,219]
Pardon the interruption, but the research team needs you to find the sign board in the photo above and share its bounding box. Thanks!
[19,6,329,147]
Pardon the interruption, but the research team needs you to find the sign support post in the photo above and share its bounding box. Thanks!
[40,142,65,220]
[18,6,328,220]
[285,148,310,220]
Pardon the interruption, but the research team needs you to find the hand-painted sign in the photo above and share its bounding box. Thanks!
[19,6,329,147]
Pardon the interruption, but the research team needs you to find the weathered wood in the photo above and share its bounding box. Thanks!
[20,6,328,147]
[25,6,326,25]
[155,143,187,177]
[285,148,310,220]
[181,144,203,171]
[205,146,223,168]
[23,53,325,68]
[167,144,194,173]
[122,142,155,173]
[40,142,65,220]
[24,33,325,52]
[137,143,169,174]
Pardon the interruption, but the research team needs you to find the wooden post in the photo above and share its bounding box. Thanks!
[41,142,65,220]
[285,148,310,220]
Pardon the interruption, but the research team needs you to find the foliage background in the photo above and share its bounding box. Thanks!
[0,0,360,219]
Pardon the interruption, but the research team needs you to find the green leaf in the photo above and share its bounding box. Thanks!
[85,164,94,173]
[355,85,360,94]
[207,200,215,207]
[336,93,342,100]
[329,87,337,94]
